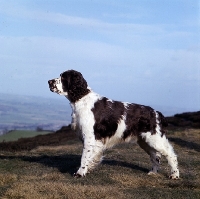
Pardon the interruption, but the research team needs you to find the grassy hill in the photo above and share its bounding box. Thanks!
[0,118,200,198]
[0,126,76,151]
[0,130,53,142]
[166,111,200,129]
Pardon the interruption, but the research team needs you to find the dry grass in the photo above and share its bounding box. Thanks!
[0,128,200,199]
[3,182,125,199]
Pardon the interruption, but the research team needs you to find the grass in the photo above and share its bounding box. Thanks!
[0,128,199,198]
[0,130,52,142]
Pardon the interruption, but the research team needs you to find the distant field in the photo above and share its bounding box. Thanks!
[0,130,52,142]
[0,93,71,131]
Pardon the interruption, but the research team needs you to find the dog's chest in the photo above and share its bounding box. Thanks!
[71,98,96,132]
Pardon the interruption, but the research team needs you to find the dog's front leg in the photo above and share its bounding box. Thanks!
[70,104,77,131]
[74,136,96,177]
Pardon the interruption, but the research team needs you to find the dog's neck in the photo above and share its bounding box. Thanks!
[65,87,91,103]
[69,90,100,110]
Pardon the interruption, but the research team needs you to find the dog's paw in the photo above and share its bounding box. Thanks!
[169,175,179,180]
[73,169,87,178]
[169,170,179,180]
[73,173,83,178]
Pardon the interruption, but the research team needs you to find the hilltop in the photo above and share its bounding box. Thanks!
[0,126,76,151]
[166,111,200,129]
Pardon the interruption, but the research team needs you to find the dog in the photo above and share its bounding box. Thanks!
[48,69,179,179]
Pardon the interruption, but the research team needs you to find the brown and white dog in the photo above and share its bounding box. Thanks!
[48,70,179,179]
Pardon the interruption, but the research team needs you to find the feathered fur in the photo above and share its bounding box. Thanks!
[48,70,179,179]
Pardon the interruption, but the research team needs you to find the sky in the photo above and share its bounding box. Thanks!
[0,0,199,113]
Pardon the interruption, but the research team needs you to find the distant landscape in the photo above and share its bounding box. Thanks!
[0,93,71,134]
[1,93,199,136]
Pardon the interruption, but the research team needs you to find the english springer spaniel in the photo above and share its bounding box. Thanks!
[48,70,179,179]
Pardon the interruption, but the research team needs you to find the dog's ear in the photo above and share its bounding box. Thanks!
[60,72,72,90]
[61,70,86,90]
[61,70,90,102]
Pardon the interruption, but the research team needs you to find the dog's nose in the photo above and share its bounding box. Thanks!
[48,80,53,84]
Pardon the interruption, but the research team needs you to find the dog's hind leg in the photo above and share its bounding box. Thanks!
[137,138,161,175]
[149,151,161,174]
[140,133,179,179]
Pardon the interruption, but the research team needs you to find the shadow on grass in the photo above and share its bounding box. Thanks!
[103,159,149,173]
[0,154,149,175]
[169,137,200,152]
[0,154,80,175]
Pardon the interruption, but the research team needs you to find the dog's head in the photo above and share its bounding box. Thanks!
[48,70,90,102]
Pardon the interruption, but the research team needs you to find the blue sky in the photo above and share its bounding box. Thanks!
[0,0,199,113]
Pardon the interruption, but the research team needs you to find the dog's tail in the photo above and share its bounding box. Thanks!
[157,111,168,127]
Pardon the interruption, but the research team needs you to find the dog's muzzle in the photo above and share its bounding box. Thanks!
[48,79,57,92]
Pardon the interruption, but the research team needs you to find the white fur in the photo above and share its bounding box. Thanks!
[70,91,102,176]
[141,112,179,178]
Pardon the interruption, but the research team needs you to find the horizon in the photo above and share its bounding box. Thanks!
[0,0,199,111]
[0,91,199,117]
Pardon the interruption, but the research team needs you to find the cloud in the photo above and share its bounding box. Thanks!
[1,0,197,54]
[1,1,192,39]
[1,35,199,82]
[0,2,162,33]
[0,1,199,110]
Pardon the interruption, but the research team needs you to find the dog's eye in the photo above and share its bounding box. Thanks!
[56,79,61,84]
